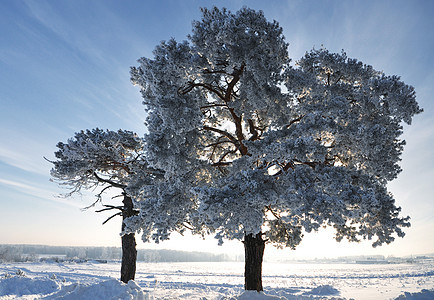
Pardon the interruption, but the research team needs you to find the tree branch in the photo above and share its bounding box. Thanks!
[222,64,248,155]
[102,212,122,225]
[202,126,238,145]
[81,197,102,211]
[96,185,113,200]
[217,149,237,164]
[179,82,225,100]
[205,139,237,149]
[265,205,281,220]
[211,161,232,167]
[200,103,228,110]
[182,222,194,230]
[96,205,124,213]
[207,136,237,162]
[286,115,304,128]
[224,64,244,103]
[293,159,320,168]
[182,63,248,156]
[202,68,229,75]
[93,172,126,189]
[43,156,55,164]
[248,119,259,141]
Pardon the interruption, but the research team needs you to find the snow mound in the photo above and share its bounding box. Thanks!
[233,290,286,299]
[394,289,434,300]
[304,285,340,296]
[0,276,61,297]
[224,289,345,299]
[44,279,147,300]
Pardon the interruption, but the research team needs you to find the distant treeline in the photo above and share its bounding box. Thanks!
[0,244,239,263]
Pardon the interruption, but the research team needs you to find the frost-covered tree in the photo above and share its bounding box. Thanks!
[50,128,150,283]
[129,7,422,291]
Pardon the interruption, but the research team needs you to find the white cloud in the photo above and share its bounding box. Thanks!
[0,177,82,208]
[0,178,37,191]
[0,147,48,176]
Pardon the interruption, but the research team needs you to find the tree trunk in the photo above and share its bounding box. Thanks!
[243,232,265,291]
[120,194,137,283]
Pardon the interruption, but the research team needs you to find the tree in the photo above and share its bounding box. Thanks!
[129,7,422,291]
[50,128,150,283]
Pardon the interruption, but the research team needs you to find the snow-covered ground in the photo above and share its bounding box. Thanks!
[0,261,433,299]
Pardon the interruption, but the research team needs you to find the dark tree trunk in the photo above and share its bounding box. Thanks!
[243,232,265,291]
[120,194,137,283]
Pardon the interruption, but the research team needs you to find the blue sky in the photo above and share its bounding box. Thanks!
[0,0,433,259]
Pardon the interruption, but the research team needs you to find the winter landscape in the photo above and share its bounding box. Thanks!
[2,2,434,299]
[1,246,433,299]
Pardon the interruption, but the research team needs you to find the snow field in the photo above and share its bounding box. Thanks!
[0,261,433,299]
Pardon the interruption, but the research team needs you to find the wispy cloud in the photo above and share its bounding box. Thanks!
[23,1,137,69]
[0,178,38,191]
[0,146,48,176]
[0,177,82,208]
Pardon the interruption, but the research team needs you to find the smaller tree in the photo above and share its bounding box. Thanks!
[49,128,149,283]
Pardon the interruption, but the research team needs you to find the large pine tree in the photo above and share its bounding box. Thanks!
[129,7,422,291]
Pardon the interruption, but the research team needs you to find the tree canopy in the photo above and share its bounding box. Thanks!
[50,128,143,199]
[128,7,422,252]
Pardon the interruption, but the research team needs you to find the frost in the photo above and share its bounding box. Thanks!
[49,128,162,282]
[50,128,145,198]
[129,7,421,251]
